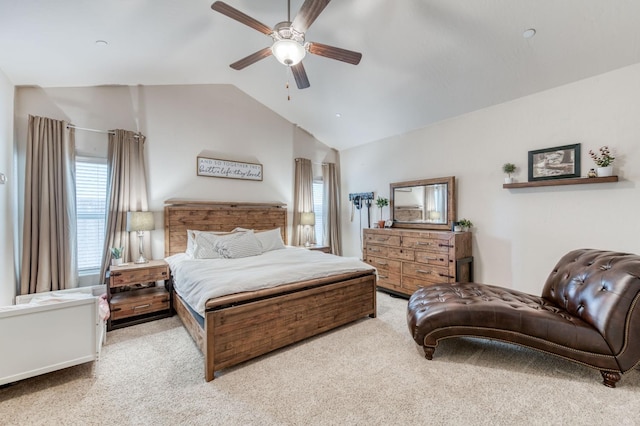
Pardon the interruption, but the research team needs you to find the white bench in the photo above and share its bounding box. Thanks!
[0,285,107,386]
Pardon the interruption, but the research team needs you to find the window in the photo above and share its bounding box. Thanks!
[312,179,324,245]
[76,158,108,275]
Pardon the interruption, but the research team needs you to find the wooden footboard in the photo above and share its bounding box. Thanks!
[175,271,376,381]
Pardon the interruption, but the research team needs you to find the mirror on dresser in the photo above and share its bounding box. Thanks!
[390,176,456,230]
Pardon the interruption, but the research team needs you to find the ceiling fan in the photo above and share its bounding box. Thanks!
[211,0,362,89]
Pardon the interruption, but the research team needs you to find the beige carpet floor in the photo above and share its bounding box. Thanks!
[1,291,639,425]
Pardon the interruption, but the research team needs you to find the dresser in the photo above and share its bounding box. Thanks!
[363,228,473,297]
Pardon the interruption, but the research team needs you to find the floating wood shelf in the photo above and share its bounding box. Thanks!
[503,176,618,189]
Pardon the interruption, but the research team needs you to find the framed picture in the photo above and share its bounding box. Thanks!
[528,143,581,181]
[197,156,263,181]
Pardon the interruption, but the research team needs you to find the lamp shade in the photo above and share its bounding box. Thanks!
[300,212,315,226]
[272,39,306,66]
[126,211,155,232]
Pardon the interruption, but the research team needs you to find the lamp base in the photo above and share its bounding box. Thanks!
[134,256,149,264]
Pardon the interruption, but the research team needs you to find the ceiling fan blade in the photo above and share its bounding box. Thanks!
[308,42,362,65]
[291,63,310,89]
[292,0,331,33]
[211,1,273,35]
[230,47,273,70]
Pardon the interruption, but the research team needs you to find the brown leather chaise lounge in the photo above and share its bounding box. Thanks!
[407,249,640,387]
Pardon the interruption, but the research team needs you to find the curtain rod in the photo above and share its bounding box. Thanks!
[67,125,140,138]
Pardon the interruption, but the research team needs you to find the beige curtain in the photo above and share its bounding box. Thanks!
[292,158,314,246]
[20,115,77,294]
[99,130,149,283]
[322,162,342,255]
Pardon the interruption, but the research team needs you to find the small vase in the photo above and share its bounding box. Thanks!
[597,166,613,177]
[377,220,386,228]
[504,177,513,184]
[111,258,123,266]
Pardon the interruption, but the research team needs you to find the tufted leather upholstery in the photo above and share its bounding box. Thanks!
[407,249,640,387]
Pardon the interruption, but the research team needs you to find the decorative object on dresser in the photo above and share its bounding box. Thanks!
[527,143,581,182]
[107,259,172,331]
[363,228,472,297]
[588,145,615,177]
[126,211,155,264]
[375,196,389,228]
[390,176,456,231]
[457,218,473,232]
[407,249,640,388]
[502,163,516,184]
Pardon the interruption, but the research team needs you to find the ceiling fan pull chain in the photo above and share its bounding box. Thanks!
[286,68,291,101]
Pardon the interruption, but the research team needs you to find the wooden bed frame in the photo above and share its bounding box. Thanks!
[164,200,377,381]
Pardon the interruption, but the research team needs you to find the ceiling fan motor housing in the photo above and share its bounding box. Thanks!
[271,22,307,65]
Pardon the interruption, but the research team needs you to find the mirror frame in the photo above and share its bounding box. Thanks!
[390,176,456,230]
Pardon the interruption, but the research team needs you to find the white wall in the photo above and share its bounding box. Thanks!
[14,84,334,284]
[0,69,15,305]
[341,63,640,295]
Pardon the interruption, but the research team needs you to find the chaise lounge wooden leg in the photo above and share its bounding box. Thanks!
[423,346,435,360]
[600,370,620,388]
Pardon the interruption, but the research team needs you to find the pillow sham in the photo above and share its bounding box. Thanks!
[215,231,263,259]
[255,228,286,252]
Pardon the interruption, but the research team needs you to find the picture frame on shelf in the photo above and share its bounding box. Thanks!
[527,143,581,182]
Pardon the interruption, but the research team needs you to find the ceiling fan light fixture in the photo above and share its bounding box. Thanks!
[272,39,306,66]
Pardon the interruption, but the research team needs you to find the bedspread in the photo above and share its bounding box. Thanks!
[166,247,375,315]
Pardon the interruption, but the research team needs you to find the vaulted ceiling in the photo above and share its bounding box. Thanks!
[2,0,640,150]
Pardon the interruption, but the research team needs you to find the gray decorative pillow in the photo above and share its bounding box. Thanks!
[193,232,225,259]
[216,231,263,259]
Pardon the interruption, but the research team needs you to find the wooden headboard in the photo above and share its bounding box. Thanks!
[164,200,288,256]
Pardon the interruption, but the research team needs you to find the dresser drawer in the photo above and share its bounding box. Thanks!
[402,276,442,293]
[402,236,451,253]
[365,256,401,274]
[110,265,169,288]
[364,244,389,258]
[110,287,170,320]
[376,270,401,288]
[414,251,449,267]
[402,262,452,283]
[388,247,414,261]
[364,234,401,246]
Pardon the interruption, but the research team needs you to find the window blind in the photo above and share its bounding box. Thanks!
[76,158,108,275]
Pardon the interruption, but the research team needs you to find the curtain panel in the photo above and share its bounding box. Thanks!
[99,130,150,284]
[20,115,77,294]
[292,158,314,246]
[322,162,342,255]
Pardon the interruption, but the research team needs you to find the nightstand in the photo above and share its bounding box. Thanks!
[300,244,331,253]
[107,259,173,331]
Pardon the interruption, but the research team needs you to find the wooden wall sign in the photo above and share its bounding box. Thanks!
[197,156,263,181]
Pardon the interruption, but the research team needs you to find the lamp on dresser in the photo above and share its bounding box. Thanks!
[126,211,154,264]
[300,212,315,247]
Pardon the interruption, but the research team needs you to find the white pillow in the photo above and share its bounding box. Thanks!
[255,228,286,252]
[216,231,263,259]
[185,229,200,257]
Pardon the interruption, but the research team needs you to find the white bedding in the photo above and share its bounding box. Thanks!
[165,247,375,316]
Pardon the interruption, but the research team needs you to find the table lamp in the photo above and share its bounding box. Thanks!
[300,212,315,247]
[126,211,155,264]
